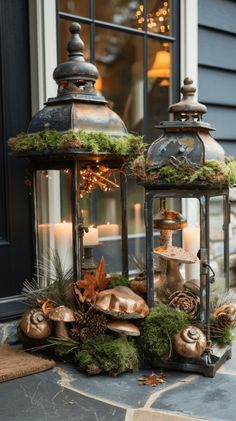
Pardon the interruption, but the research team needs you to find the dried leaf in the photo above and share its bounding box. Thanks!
[74,257,110,303]
[96,256,110,290]
[138,372,166,387]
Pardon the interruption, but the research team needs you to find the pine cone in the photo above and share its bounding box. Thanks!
[70,307,107,341]
[80,327,92,342]
[169,289,199,317]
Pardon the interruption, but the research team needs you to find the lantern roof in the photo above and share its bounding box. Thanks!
[146,77,225,170]
[28,23,127,137]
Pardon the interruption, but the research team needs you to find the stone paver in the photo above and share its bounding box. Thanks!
[0,346,236,421]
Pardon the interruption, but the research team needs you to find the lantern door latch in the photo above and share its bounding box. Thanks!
[202,261,215,284]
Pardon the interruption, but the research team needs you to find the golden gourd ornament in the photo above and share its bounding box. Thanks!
[173,326,207,358]
[20,308,52,339]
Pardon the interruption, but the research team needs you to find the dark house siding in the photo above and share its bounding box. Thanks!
[198,0,236,155]
[0,0,32,319]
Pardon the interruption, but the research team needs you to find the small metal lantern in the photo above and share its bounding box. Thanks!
[20,23,129,283]
[141,77,231,377]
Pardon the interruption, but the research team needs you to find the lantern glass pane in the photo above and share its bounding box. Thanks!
[36,170,73,286]
[209,196,225,291]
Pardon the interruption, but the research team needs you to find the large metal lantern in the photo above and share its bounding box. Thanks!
[141,77,231,376]
[18,23,129,284]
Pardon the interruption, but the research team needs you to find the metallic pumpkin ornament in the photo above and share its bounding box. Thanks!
[173,326,207,358]
[20,308,52,339]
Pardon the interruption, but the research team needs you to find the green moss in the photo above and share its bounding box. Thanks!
[132,156,236,187]
[138,304,191,362]
[8,129,144,160]
[75,334,139,376]
[108,274,130,289]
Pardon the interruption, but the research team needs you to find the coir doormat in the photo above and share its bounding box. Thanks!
[0,344,55,383]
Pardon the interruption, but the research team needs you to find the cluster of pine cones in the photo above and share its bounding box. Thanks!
[69,307,108,342]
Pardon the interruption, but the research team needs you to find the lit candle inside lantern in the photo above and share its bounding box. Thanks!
[84,226,99,246]
[97,222,119,237]
[183,226,200,281]
[54,221,73,270]
[134,203,142,233]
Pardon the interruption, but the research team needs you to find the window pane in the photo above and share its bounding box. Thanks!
[95,27,144,134]
[59,19,90,63]
[95,0,144,30]
[58,0,89,17]
[147,0,171,35]
[147,38,171,142]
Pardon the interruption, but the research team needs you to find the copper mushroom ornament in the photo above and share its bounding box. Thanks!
[93,286,149,319]
[48,305,75,339]
[154,245,197,302]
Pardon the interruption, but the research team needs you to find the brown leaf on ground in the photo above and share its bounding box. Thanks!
[138,371,166,387]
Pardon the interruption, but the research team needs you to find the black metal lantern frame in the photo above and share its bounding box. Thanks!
[143,183,230,377]
[27,151,128,281]
[140,78,232,377]
[12,23,131,283]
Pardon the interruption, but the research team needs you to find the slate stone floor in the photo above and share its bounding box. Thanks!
[1,340,236,421]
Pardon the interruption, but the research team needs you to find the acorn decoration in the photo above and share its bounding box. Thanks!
[20,308,52,339]
[173,326,207,358]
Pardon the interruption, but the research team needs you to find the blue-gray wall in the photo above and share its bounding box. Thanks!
[198,0,236,156]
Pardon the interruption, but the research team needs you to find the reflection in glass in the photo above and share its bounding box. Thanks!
[58,0,89,17]
[147,0,171,34]
[95,26,144,134]
[95,0,143,29]
[147,38,170,142]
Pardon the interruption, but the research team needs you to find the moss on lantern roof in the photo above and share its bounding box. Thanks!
[8,128,145,159]
[132,155,236,187]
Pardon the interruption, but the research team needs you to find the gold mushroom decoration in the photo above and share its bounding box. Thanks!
[20,308,52,340]
[173,326,207,358]
[107,320,140,337]
[48,305,75,339]
[92,286,149,319]
[154,245,197,302]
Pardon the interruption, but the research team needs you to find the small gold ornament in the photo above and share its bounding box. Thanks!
[173,326,207,358]
[20,308,52,339]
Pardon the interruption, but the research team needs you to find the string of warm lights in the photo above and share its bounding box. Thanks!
[80,165,119,196]
[136,1,170,34]
[40,166,120,196]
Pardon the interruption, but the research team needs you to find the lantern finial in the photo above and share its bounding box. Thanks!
[53,22,98,84]
[168,77,207,121]
[67,22,84,59]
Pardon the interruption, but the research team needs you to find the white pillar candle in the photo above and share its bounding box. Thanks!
[54,221,73,270]
[183,226,200,281]
[84,226,99,246]
[134,203,142,233]
[97,222,119,237]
